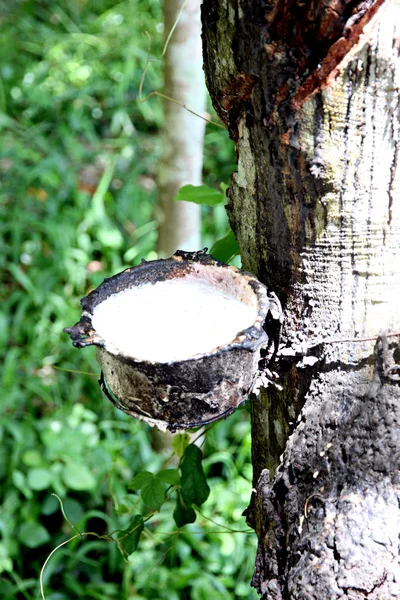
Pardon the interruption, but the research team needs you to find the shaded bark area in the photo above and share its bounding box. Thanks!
[202,0,400,597]
[252,356,400,598]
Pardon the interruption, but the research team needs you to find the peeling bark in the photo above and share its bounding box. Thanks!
[202,0,400,597]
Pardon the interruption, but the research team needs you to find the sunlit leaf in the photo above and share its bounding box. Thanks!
[129,471,154,490]
[62,462,96,491]
[174,184,225,206]
[210,229,240,264]
[157,469,180,486]
[171,432,190,458]
[141,478,165,510]
[27,468,52,490]
[0,542,13,573]
[22,450,42,467]
[12,470,32,499]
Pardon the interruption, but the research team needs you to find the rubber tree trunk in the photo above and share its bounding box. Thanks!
[157,0,206,257]
[202,0,400,597]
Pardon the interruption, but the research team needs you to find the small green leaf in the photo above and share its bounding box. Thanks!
[180,445,210,507]
[41,495,60,516]
[22,450,43,467]
[12,470,32,499]
[210,229,240,264]
[117,515,144,558]
[62,462,96,491]
[173,184,225,206]
[27,468,52,491]
[141,478,165,510]
[18,522,50,548]
[173,491,196,528]
[157,469,180,486]
[129,471,154,490]
[115,494,137,516]
[0,542,13,573]
[171,433,190,458]
[63,498,84,523]
[116,502,131,516]
[8,264,36,296]
[97,225,123,249]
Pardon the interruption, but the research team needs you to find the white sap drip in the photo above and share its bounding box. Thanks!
[91,277,257,363]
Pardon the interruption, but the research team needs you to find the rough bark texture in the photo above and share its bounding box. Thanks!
[157,0,206,256]
[202,0,400,597]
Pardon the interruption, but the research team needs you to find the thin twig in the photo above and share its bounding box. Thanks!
[194,506,253,533]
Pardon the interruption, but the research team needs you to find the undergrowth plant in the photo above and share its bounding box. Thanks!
[0,1,257,599]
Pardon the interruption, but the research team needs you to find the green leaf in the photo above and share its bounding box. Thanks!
[141,478,165,510]
[18,522,50,548]
[173,491,196,528]
[210,229,240,264]
[116,502,131,516]
[173,184,225,206]
[12,470,32,499]
[22,449,43,467]
[171,433,190,458]
[129,471,154,490]
[117,515,144,558]
[157,469,180,486]
[8,264,36,297]
[180,445,210,507]
[0,543,12,574]
[41,495,60,516]
[27,468,52,491]
[62,462,96,491]
[64,498,84,523]
[97,224,123,249]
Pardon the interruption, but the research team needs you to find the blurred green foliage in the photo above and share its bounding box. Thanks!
[0,1,257,599]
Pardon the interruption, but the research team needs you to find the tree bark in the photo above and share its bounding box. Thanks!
[157,0,206,257]
[202,0,400,597]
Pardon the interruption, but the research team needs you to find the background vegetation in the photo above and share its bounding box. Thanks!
[0,1,258,598]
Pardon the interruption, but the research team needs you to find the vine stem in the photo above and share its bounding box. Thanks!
[40,533,93,600]
[52,493,81,533]
[40,496,153,600]
[161,0,189,57]
[194,506,253,534]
